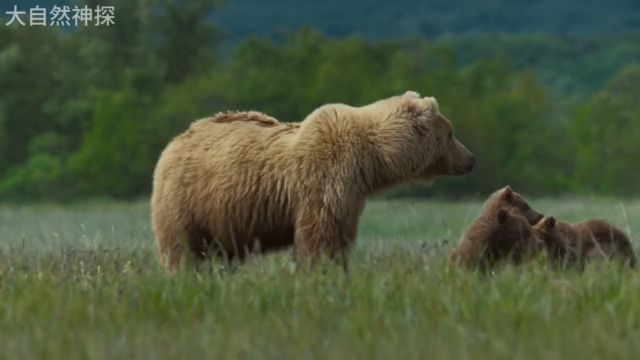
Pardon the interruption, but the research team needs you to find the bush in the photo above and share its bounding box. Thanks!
[0,154,64,200]
[68,88,156,198]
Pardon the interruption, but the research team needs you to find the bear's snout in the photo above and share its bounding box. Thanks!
[449,136,476,176]
[531,212,544,225]
[454,152,476,175]
[465,154,477,173]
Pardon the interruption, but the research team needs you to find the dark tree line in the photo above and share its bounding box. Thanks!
[0,0,639,201]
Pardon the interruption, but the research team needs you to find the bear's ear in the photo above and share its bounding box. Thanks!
[402,90,421,99]
[502,186,513,201]
[497,209,510,225]
[545,217,556,230]
[423,97,440,116]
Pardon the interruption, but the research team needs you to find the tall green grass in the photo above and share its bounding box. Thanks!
[0,198,638,359]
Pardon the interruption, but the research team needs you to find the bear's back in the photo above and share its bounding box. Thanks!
[210,111,281,127]
[206,111,300,132]
[172,111,300,153]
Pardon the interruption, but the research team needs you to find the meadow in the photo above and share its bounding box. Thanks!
[1,197,639,359]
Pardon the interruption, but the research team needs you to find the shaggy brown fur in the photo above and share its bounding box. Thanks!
[450,208,542,270]
[151,91,476,270]
[482,186,544,225]
[533,217,636,268]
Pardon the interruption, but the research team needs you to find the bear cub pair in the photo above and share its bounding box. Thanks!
[451,186,637,270]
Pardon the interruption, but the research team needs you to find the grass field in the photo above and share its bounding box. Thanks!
[1,197,640,359]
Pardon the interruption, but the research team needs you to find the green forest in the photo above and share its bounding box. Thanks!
[0,0,639,201]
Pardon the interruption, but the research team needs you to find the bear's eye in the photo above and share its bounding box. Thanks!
[447,131,453,140]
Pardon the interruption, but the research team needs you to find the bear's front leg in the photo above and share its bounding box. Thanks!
[293,207,357,270]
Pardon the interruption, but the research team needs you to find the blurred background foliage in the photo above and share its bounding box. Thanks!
[0,0,639,201]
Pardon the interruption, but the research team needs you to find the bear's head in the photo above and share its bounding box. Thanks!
[484,186,543,225]
[532,216,569,261]
[532,216,556,240]
[486,208,544,266]
[419,106,477,179]
[365,91,476,184]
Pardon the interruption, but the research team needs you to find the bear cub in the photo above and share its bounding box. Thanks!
[482,186,543,226]
[450,186,544,270]
[533,217,637,268]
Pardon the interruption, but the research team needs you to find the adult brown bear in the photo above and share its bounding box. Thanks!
[151,91,476,270]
